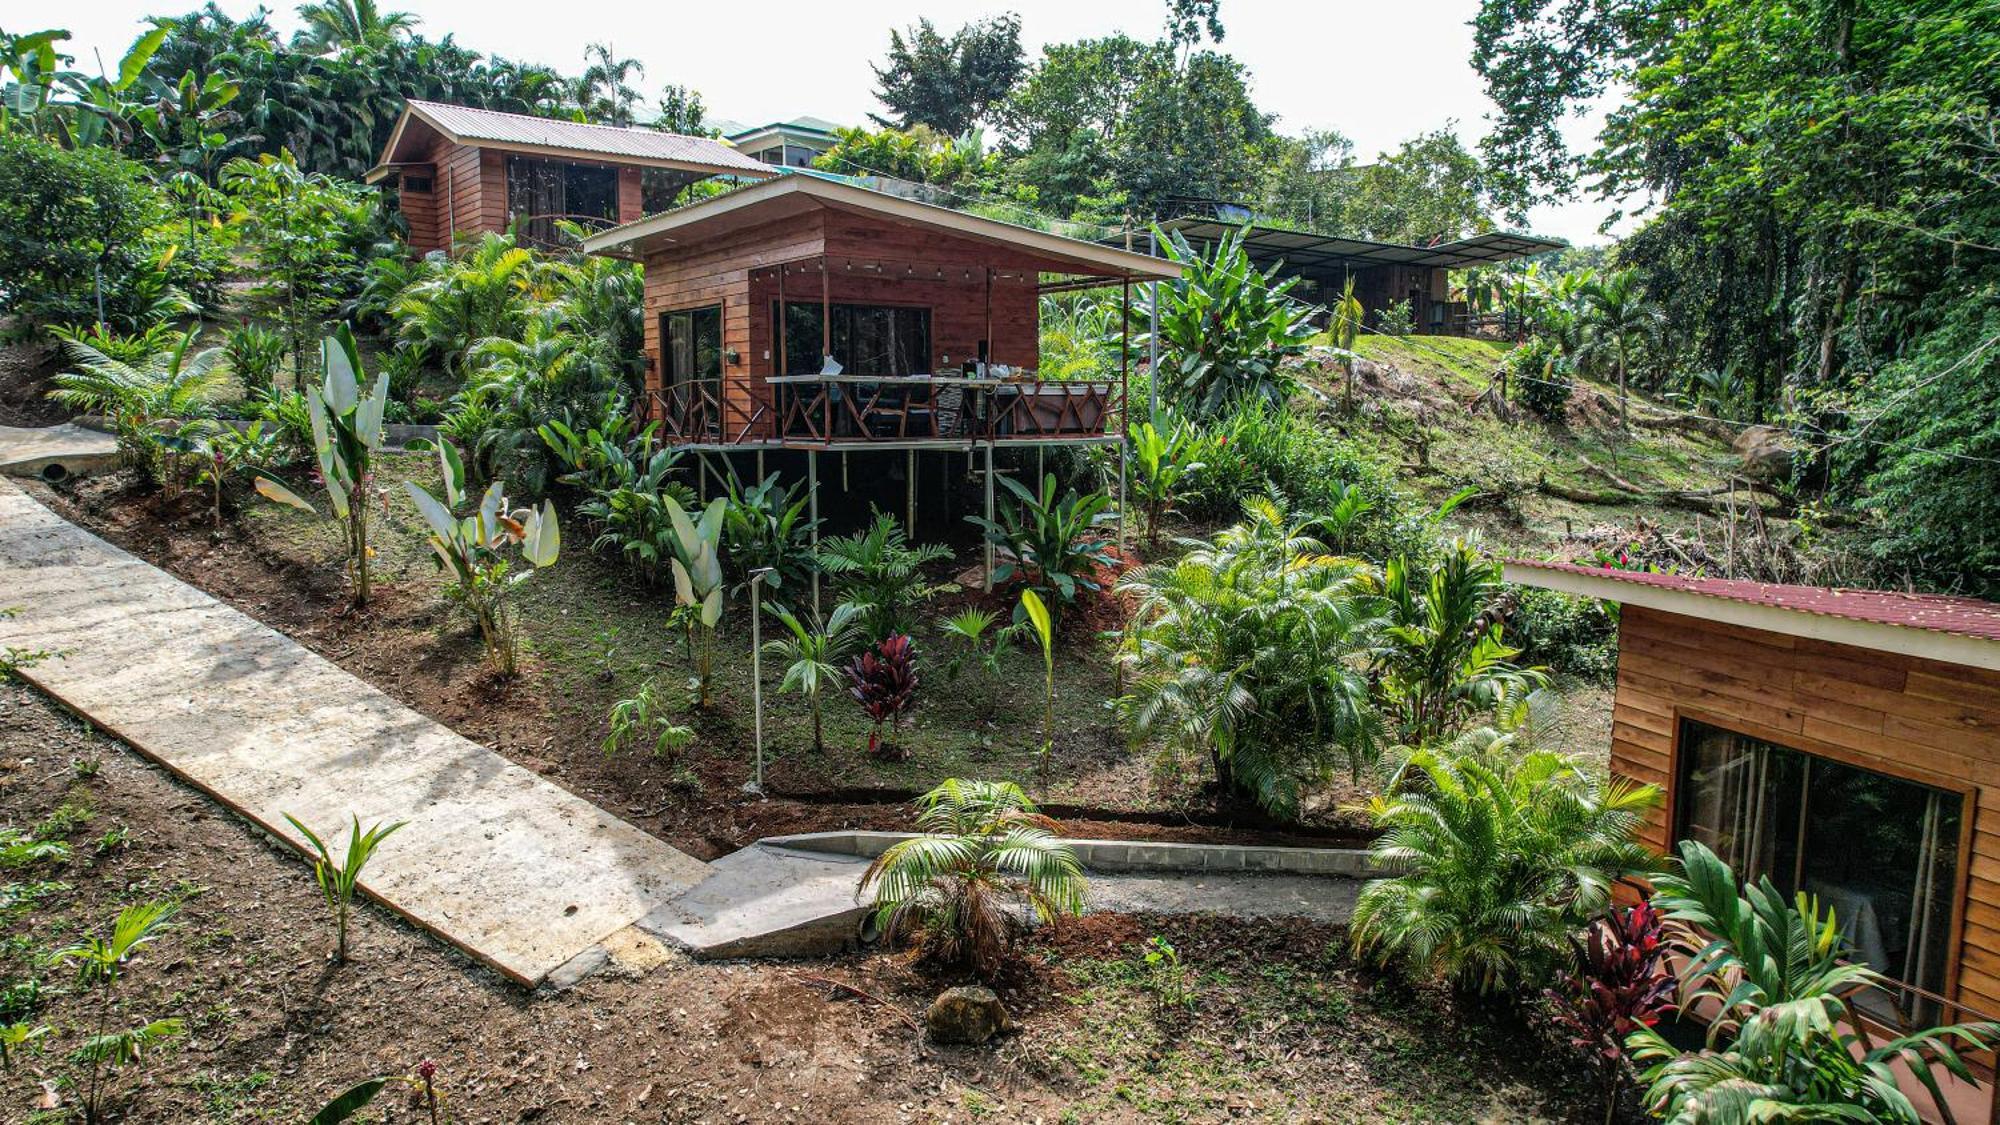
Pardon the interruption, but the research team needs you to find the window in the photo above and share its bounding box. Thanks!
[1676,718,1963,1021]
[505,156,619,248]
[775,302,930,377]
[404,175,433,194]
[640,169,699,215]
[662,306,723,433]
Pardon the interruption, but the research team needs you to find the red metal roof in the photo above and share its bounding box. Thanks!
[395,100,774,175]
[1507,560,2000,644]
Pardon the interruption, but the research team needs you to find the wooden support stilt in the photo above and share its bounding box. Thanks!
[983,442,995,592]
[906,449,917,533]
[808,449,821,618]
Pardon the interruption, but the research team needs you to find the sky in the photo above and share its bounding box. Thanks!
[7,0,1633,245]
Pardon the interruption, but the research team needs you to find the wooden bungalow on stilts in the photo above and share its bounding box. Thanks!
[581,174,1182,612]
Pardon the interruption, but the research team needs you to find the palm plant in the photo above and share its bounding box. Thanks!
[48,329,232,483]
[1350,729,1661,995]
[253,326,389,606]
[403,440,562,676]
[1128,418,1204,548]
[391,233,536,378]
[1329,274,1364,414]
[577,42,646,126]
[49,901,182,1124]
[1576,267,1662,432]
[1629,840,2000,1122]
[764,602,869,754]
[941,608,1011,684]
[602,681,694,758]
[815,511,950,639]
[0,1020,48,1070]
[293,0,418,53]
[281,814,405,964]
[1138,226,1319,416]
[463,307,627,491]
[858,779,1087,981]
[1118,498,1385,818]
[967,473,1117,621]
[1374,537,1545,746]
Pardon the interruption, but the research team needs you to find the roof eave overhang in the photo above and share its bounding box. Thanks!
[1502,563,2000,673]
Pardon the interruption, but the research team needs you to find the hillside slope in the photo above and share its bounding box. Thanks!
[1296,334,1766,561]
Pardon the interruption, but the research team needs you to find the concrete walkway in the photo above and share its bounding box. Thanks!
[0,478,709,986]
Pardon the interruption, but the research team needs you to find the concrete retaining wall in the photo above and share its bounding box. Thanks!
[765,830,1379,878]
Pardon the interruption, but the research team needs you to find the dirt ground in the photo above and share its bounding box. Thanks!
[24,470,1383,861]
[0,680,1610,1125]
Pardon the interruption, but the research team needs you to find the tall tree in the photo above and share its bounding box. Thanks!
[1342,127,1492,244]
[292,0,418,55]
[577,42,644,126]
[870,14,1024,135]
[653,83,707,136]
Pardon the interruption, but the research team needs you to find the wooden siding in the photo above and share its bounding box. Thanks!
[638,208,1053,442]
[400,140,648,252]
[1610,605,2000,1016]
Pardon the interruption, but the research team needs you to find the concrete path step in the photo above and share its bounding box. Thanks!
[0,479,710,986]
[641,843,876,958]
[0,423,118,481]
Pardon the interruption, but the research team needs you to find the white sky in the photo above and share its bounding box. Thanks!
[8,0,1631,244]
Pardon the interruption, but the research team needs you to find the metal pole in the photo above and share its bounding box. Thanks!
[982,441,995,592]
[808,450,821,618]
[744,568,773,796]
[1147,230,1160,422]
[906,449,916,533]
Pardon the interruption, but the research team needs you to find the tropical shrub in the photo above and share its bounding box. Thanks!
[966,473,1116,621]
[847,634,918,759]
[391,232,536,377]
[1140,226,1318,415]
[154,419,281,528]
[222,321,287,386]
[1546,901,1676,1119]
[1350,729,1661,994]
[764,602,869,754]
[1510,586,1617,681]
[1375,538,1546,745]
[662,496,727,707]
[1128,417,1204,548]
[46,322,186,366]
[280,814,404,965]
[461,307,628,491]
[858,779,1086,981]
[940,608,1011,685]
[47,329,233,484]
[723,473,820,607]
[1630,840,2000,1122]
[602,681,694,758]
[1118,499,1385,818]
[816,512,950,639]
[1180,400,1405,556]
[1507,335,1573,420]
[1037,293,1117,381]
[1374,297,1415,337]
[404,440,562,676]
[50,901,183,1124]
[539,411,657,496]
[252,326,388,606]
[0,134,168,333]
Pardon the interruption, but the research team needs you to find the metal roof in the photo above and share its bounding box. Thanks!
[1149,218,1568,272]
[724,116,841,141]
[582,174,1182,283]
[1505,560,2000,670]
[378,100,775,177]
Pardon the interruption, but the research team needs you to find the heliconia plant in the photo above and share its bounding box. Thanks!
[663,495,727,707]
[403,439,560,677]
[847,634,918,760]
[253,325,389,605]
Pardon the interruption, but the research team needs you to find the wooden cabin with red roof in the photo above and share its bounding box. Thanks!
[1506,562,2000,1066]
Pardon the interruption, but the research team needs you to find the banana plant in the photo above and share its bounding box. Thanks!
[664,495,727,708]
[404,439,560,677]
[1128,418,1204,549]
[254,325,389,606]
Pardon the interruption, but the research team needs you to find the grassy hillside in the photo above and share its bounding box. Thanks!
[1299,334,1754,558]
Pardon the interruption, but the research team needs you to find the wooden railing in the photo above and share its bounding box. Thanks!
[647,375,1124,447]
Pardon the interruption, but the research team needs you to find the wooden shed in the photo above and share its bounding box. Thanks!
[363,100,776,254]
[1506,560,2000,1043]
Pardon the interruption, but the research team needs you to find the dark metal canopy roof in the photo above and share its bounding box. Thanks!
[1146,218,1568,273]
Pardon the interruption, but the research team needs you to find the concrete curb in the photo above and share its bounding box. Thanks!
[764,830,1380,878]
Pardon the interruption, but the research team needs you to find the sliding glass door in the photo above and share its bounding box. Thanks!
[1676,718,1964,1022]
[662,306,722,435]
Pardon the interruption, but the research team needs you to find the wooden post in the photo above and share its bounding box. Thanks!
[906,449,917,534]
[808,449,821,618]
[820,255,831,365]
[982,442,995,592]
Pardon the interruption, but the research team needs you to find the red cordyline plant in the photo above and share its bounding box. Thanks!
[1547,899,1677,1125]
[847,634,918,759]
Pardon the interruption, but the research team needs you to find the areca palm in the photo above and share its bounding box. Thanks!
[1628,840,2000,1122]
[859,779,1087,980]
[1118,498,1385,818]
[392,233,537,377]
[1351,729,1661,994]
[577,43,644,125]
[1374,537,1544,746]
[764,601,869,754]
[1577,267,1662,431]
[294,0,419,55]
